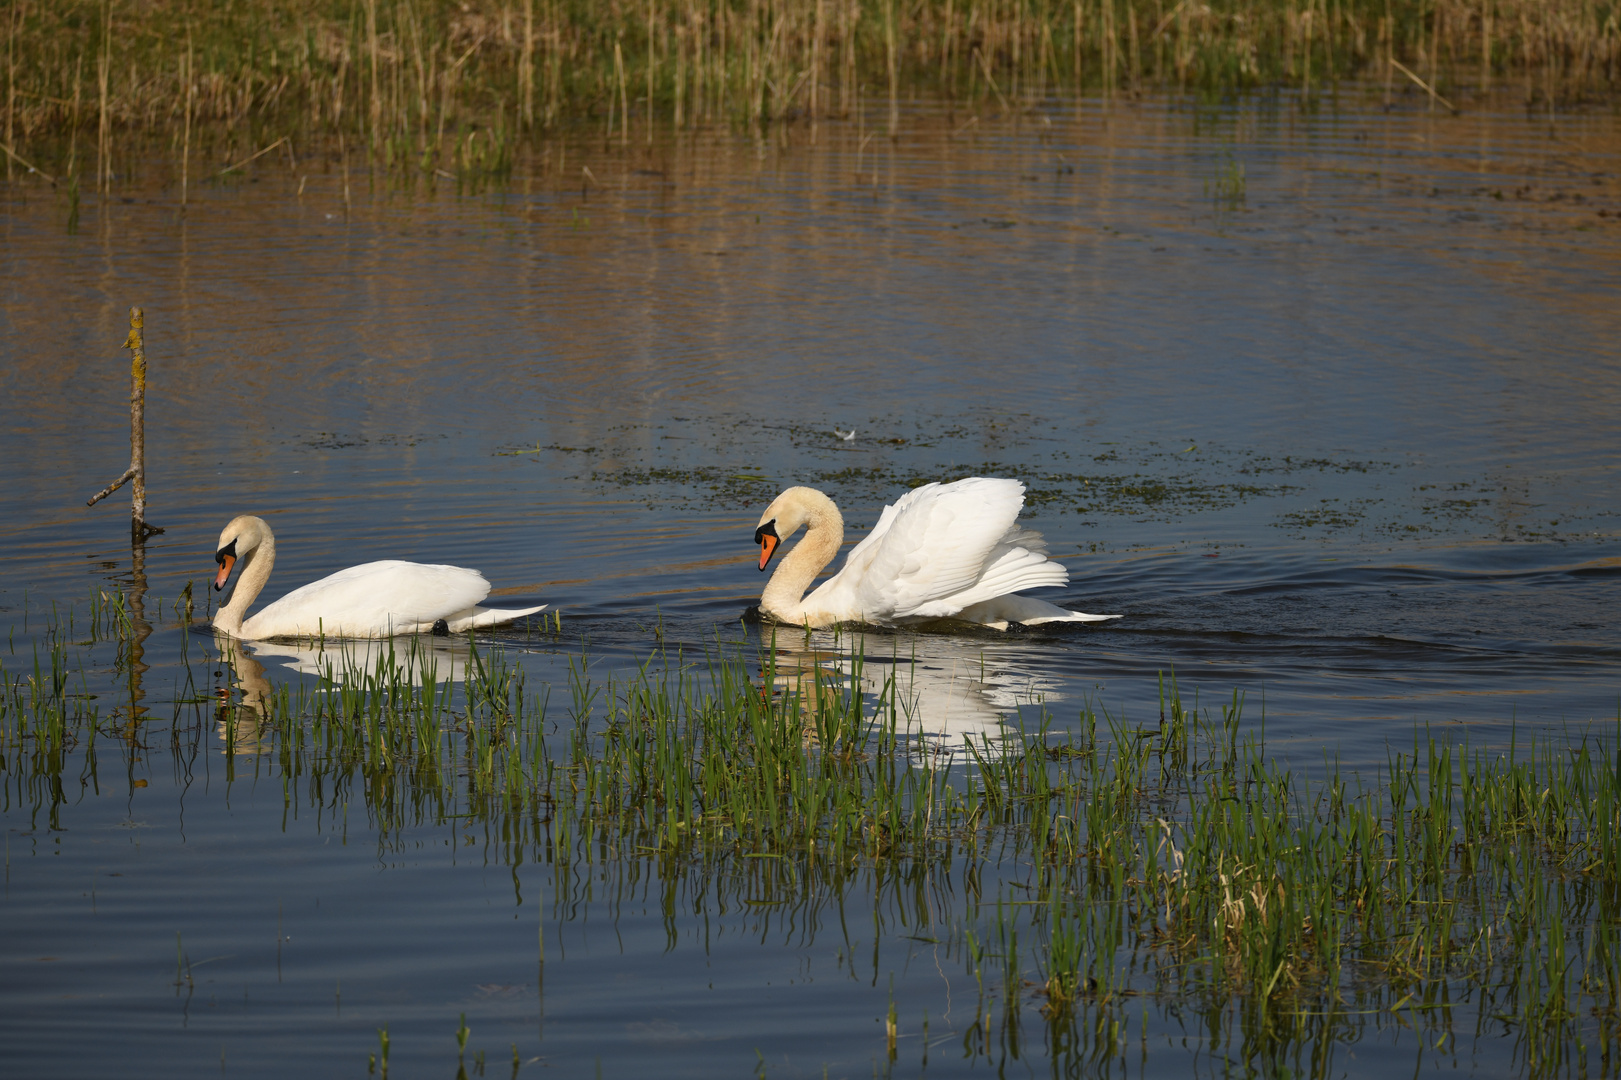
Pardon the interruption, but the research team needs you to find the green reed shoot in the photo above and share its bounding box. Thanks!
[4,592,1621,1073]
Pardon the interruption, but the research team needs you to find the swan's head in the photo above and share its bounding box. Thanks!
[754,487,831,571]
[214,515,270,591]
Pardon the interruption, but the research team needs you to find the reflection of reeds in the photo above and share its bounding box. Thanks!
[2,1,1616,181]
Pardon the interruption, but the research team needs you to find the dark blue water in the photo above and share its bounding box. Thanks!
[3,92,1619,1076]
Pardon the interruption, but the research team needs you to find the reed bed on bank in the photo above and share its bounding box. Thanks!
[3,0,1618,189]
[3,593,1620,1071]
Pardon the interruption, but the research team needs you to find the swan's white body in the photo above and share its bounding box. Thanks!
[752,478,1120,630]
[211,515,547,640]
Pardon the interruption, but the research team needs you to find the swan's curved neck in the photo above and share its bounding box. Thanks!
[215,531,276,638]
[761,494,843,624]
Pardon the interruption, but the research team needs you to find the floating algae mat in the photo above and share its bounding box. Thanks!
[3,593,1619,1077]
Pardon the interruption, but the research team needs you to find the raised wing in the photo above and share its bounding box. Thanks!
[814,477,1038,621]
[905,535,1068,618]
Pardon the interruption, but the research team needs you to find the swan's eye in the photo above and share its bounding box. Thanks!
[753,520,778,545]
[215,538,238,566]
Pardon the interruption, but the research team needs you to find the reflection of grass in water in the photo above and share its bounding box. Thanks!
[6,599,1621,1073]
[1205,147,1247,226]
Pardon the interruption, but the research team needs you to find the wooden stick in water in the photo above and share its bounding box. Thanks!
[86,467,136,507]
[86,306,163,540]
[1391,58,1459,113]
[217,135,289,176]
[0,141,56,184]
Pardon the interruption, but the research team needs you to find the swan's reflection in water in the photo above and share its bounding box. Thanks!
[763,628,1062,753]
[243,635,475,683]
[215,637,276,754]
[215,634,476,754]
[212,627,1056,759]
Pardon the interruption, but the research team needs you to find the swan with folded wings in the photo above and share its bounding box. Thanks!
[752,477,1119,630]
[211,515,546,639]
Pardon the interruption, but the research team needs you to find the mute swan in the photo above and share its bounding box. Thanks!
[752,477,1120,630]
[211,515,547,639]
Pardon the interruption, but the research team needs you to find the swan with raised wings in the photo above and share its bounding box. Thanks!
[752,477,1119,630]
[211,515,547,639]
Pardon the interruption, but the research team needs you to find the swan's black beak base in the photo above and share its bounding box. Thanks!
[214,540,238,591]
[754,521,780,572]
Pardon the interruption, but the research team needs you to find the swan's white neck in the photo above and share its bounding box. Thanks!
[214,528,276,638]
[760,491,844,625]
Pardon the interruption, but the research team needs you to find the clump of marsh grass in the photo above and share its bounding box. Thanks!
[4,595,1621,1072]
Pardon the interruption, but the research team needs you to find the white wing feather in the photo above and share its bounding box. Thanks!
[806,477,1097,624]
[244,560,536,638]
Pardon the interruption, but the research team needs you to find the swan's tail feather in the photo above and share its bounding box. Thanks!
[1023,609,1122,624]
[955,594,1121,629]
[446,603,548,632]
[906,545,1065,618]
[971,546,1068,598]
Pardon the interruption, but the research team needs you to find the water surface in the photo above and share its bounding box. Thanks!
[3,91,1620,1076]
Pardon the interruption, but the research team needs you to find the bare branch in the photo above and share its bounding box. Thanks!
[217,135,289,177]
[1390,60,1459,114]
[87,468,137,507]
[0,141,57,184]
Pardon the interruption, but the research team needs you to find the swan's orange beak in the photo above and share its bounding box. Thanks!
[754,521,780,572]
[214,551,236,591]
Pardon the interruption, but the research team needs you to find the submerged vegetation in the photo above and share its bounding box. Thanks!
[2,0,1618,191]
[4,591,1621,1073]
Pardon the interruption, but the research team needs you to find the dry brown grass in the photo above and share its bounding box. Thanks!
[2,1,1616,181]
